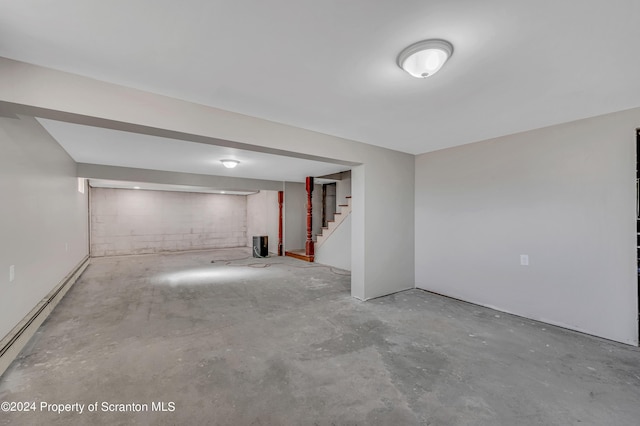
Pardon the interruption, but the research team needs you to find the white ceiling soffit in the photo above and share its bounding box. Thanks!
[37,118,349,182]
[88,179,257,196]
[3,1,640,155]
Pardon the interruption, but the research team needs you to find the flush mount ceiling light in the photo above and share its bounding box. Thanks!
[397,39,453,78]
[221,159,240,169]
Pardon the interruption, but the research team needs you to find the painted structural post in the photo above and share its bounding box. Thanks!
[278,190,284,256]
[305,177,314,260]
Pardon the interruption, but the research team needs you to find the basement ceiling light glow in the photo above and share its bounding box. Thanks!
[221,159,240,168]
[397,39,453,78]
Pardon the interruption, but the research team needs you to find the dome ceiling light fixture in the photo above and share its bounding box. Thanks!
[397,39,454,78]
[221,159,240,168]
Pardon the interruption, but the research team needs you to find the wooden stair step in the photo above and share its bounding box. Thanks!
[285,250,314,262]
[317,196,352,248]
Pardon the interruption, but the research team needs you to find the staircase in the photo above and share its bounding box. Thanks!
[316,196,351,247]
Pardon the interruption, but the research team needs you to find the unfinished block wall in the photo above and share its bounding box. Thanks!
[246,191,279,254]
[90,188,247,256]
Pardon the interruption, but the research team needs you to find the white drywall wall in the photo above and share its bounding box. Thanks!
[336,176,351,206]
[91,188,246,256]
[283,182,305,251]
[415,107,639,345]
[247,190,279,254]
[315,215,351,271]
[0,57,415,301]
[283,183,323,251]
[0,115,88,340]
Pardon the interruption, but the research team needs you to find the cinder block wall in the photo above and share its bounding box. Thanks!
[91,188,247,256]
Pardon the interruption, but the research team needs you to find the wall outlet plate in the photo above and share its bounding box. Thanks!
[9,265,15,282]
[520,254,529,266]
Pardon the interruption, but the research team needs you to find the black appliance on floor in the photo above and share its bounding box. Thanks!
[252,236,268,258]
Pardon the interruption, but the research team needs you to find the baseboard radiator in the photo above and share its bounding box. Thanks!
[0,256,90,378]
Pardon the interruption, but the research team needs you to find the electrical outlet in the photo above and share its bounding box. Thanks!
[65,242,69,252]
[520,254,529,266]
[9,265,15,282]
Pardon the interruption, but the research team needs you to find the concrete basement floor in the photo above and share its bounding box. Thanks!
[1,249,639,425]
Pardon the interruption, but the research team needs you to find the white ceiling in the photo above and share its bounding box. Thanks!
[37,118,349,183]
[2,0,640,156]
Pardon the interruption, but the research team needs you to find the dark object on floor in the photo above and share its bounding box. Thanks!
[253,235,268,258]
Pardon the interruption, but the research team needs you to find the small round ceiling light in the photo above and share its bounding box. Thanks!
[397,39,453,78]
[221,159,240,169]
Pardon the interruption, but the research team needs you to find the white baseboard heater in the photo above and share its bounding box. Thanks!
[0,256,89,378]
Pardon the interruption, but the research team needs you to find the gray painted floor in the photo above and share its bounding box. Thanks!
[1,248,639,425]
